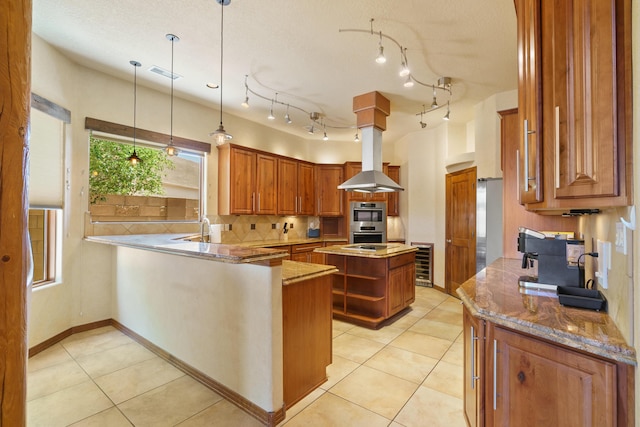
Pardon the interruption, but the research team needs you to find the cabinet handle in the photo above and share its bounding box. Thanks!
[493,339,498,411]
[554,106,560,189]
[252,192,255,212]
[257,193,261,212]
[295,196,298,213]
[523,119,536,187]
[470,326,480,389]
[516,149,520,203]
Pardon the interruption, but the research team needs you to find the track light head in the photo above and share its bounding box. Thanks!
[420,121,427,129]
[403,75,414,88]
[241,96,249,108]
[430,96,438,109]
[375,45,386,64]
[354,132,360,143]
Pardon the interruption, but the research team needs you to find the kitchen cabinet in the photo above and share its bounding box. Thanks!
[315,165,344,216]
[515,0,543,204]
[463,305,484,427]
[516,0,632,211]
[277,159,315,216]
[290,242,324,264]
[386,165,400,216]
[486,324,617,427]
[326,250,415,329]
[499,108,577,258]
[217,144,277,215]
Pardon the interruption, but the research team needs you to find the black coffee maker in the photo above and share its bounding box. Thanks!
[517,227,584,288]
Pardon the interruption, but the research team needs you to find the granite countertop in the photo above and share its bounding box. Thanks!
[457,258,636,365]
[84,234,288,265]
[314,243,418,258]
[281,260,338,285]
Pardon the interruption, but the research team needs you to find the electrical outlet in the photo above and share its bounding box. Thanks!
[615,222,627,254]
[595,239,611,289]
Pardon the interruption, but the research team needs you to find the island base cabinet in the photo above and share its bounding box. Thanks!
[486,325,618,427]
[282,275,332,408]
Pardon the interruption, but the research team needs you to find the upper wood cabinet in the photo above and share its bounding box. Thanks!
[515,0,543,204]
[217,144,276,215]
[516,0,632,211]
[277,159,315,215]
[315,165,344,216]
[387,165,400,216]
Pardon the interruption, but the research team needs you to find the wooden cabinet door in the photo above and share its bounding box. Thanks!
[387,166,400,216]
[387,266,404,316]
[542,0,623,201]
[255,153,277,215]
[316,165,344,216]
[463,307,484,427]
[277,158,298,215]
[402,263,415,306]
[515,0,543,204]
[487,325,616,427]
[297,162,315,215]
[229,147,256,214]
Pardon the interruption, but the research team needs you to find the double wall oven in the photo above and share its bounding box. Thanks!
[350,202,387,243]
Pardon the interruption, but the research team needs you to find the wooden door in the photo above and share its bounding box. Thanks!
[229,147,256,214]
[543,0,618,200]
[488,325,616,427]
[316,165,344,216]
[445,167,476,296]
[463,307,484,427]
[277,158,297,215]
[255,153,277,215]
[515,0,543,203]
[297,162,315,215]
[387,166,400,216]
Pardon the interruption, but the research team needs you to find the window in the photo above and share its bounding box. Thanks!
[29,208,61,287]
[88,134,204,222]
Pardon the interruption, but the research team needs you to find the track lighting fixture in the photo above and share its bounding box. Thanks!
[403,75,414,88]
[399,48,410,77]
[284,104,292,124]
[308,125,314,135]
[443,101,450,121]
[354,131,360,143]
[210,0,233,146]
[419,109,427,129]
[127,60,142,165]
[430,87,438,109]
[164,34,180,157]
[268,99,275,120]
[241,75,250,108]
[322,121,328,141]
[375,31,386,64]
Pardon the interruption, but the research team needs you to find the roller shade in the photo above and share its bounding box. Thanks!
[29,108,64,208]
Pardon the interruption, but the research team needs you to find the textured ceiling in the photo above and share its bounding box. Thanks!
[32,0,518,143]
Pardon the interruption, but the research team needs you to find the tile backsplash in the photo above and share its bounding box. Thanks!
[85,212,314,244]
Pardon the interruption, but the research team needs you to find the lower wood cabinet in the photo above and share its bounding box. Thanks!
[463,305,633,427]
[290,242,324,264]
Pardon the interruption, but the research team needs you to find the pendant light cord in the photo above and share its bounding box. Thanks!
[133,63,138,149]
[170,38,174,144]
[219,0,224,127]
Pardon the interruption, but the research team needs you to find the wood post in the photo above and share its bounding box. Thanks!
[0,0,32,425]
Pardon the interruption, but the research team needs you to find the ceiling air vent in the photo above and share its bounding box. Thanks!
[148,65,182,80]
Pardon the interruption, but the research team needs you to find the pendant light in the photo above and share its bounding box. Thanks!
[127,60,142,165]
[210,0,233,145]
[164,34,180,156]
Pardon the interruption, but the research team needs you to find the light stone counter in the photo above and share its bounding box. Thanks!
[85,234,288,265]
[314,243,418,258]
[457,258,636,365]
[281,260,337,285]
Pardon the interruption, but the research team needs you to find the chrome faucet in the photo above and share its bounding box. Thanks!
[200,217,211,243]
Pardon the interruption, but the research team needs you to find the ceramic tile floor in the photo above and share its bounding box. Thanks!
[27,286,466,426]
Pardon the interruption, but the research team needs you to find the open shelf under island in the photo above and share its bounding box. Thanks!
[314,243,418,329]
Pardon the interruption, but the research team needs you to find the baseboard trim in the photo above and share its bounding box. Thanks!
[28,319,286,426]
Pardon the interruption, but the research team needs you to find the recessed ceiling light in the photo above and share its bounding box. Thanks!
[206,82,220,89]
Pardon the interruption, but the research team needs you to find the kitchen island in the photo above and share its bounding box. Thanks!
[315,243,418,329]
[85,234,336,426]
[457,258,635,427]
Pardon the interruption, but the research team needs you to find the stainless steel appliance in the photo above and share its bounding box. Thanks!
[476,178,503,273]
[350,201,386,243]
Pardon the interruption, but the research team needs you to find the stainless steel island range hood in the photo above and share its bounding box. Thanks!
[338,91,404,193]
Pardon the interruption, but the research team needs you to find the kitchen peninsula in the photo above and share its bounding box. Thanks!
[458,258,635,427]
[315,243,418,329]
[85,234,336,426]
